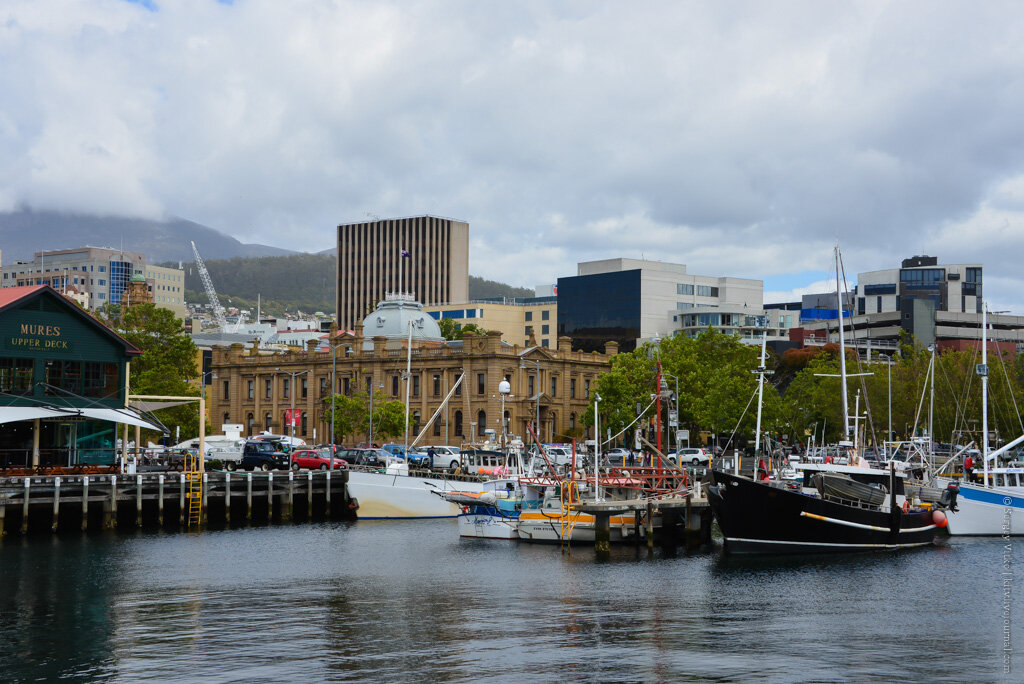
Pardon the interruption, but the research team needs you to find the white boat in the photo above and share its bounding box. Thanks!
[346,461,488,519]
[936,305,1024,536]
[446,478,540,539]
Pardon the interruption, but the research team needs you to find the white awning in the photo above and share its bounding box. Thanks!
[128,399,196,412]
[0,406,80,424]
[77,407,165,431]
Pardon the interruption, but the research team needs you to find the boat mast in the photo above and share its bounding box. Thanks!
[753,324,768,468]
[982,303,990,484]
[403,318,413,458]
[835,245,851,441]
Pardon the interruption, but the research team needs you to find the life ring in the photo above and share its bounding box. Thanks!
[901,500,910,514]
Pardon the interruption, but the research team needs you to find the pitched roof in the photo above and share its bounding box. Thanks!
[0,285,142,356]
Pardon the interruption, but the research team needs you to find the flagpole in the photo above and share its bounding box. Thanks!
[399,247,403,295]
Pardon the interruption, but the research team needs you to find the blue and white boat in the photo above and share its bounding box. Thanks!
[445,478,543,539]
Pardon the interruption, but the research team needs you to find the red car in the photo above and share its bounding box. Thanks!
[290,448,347,471]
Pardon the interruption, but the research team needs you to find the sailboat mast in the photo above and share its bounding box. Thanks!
[982,303,989,483]
[754,326,767,463]
[835,246,851,440]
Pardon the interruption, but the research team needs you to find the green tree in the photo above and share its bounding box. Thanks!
[373,399,408,440]
[437,318,488,340]
[96,303,201,441]
[324,393,367,443]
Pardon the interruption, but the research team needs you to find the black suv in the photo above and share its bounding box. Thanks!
[240,441,290,471]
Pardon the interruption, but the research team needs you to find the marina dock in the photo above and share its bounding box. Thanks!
[0,469,353,536]
[574,492,714,556]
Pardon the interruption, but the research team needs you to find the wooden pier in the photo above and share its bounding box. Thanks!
[0,469,353,536]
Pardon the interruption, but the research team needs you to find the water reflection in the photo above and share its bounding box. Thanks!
[0,522,1017,682]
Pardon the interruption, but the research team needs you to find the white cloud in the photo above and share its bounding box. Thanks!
[4,1,1024,309]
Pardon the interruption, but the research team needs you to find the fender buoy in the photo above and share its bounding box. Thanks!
[901,500,910,514]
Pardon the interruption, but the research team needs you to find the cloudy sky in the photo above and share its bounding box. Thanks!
[4,1,1024,310]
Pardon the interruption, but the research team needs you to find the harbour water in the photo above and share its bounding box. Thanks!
[0,522,1019,683]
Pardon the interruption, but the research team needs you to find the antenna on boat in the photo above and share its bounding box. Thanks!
[981,302,989,483]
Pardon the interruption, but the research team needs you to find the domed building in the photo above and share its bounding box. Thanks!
[360,294,443,350]
[126,272,153,306]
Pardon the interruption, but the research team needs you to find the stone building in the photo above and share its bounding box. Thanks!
[208,295,615,446]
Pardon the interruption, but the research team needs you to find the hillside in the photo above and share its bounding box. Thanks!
[0,209,296,263]
[178,254,536,315]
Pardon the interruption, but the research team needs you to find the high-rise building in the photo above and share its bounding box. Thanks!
[335,216,469,332]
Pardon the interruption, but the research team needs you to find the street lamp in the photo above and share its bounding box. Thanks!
[519,358,541,441]
[367,378,384,448]
[275,368,311,445]
[498,379,512,448]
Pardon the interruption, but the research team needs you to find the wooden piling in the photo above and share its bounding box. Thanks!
[646,501,654,552]
[284,471,294,522]
[157,475,164,526]
[103,475,117,530]
[325,471,331,516]
[135,475,143,528]
[224,472,231,524]
[594,511,611,559]
[81,476,89,531]
[21,478,30,534]
[307,472,313,519]
[267,473,274,521]
[202,473,208,525]
[246,472,253,522]
[178,473,186,526]
[0,502,6,538]
[52,477,61,532]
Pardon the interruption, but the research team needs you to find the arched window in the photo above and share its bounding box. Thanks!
[478,410,486,432]
[301,411,308,436]
[264,412,272,431]
[433,416,441,436]
[223,412,230,426]
[503,410,510,433]
[570,412,575,429]
[454,410,463,436]
[247,413,255,436]
[412,411,421,436]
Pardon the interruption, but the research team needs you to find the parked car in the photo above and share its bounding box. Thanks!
[674,447,711,466]
[339,448,388,467]
[422,446,462,470]
[290,448,347,471]
[603,447,631,464]
[240,440,289,471]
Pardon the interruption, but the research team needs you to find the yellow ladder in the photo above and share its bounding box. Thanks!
[559,481,580,550]
[185,452,203,528]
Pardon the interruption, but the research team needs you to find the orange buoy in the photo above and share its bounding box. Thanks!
[932,510,948,528]
[902,500,910,514]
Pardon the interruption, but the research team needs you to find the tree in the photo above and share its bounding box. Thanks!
[96,303,200,441]
[324,393,366,443]
[437,318,489,340]
[373,400,408,440]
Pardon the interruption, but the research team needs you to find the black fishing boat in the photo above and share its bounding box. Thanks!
[707,467,949,554]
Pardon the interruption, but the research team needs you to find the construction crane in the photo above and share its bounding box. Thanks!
[190,240,228,332]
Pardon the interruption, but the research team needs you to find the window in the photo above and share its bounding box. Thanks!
[264,412,273,430]
[455,379,462,396]
[282,378,290,399]
[858,298,865,315]
[433,418,441,436]
[392,376,399,396]
[0,358,34,395]
[247,413,254,436]
[412,375,420,396]
[585,379,590,396]
[477,410,487,437]
[551,377,557,397]
[412,411,421,436]
[301,378,308,398]
[525,311,533,322]
[223,412,230,426]
[541,310,550,321]
[301,411,308,436]
[265,379,272,399]
[477,373,486,394]
[454,410,463,436]
[248,380,255,399]
[677,283,694,295]
[343,377,351,395]
[223,380,230,400]
[570,378,576,398]
[696,285,719,297]
[528,375,536,397]
[45,360,81,395]
[525,325,533,335]
[433,374,441,396]
[319,377,328,397]
[541,339,549,348]
[541,324,549,335]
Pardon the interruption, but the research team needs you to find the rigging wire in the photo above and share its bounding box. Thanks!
[837,250,880,449]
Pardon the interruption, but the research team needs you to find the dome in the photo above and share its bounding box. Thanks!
[361,294,443,349]
[130,273,147,282]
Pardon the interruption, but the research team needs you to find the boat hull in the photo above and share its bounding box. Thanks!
[457,508,520,539]
[346,470,486,519]
[516,510,638,544]
[938,479,1024,536]
[709,470,938,554]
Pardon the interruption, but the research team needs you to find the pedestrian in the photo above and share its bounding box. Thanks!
[628,450,635,467]
[964,454,976,483]
[426,446,436,470]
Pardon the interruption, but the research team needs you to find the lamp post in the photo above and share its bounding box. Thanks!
[498,379,512,449]
[519,359,541,441]
[276,368,311,445]
[367,378,384,448]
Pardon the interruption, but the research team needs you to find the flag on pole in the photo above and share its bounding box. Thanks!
[400,249,411,258]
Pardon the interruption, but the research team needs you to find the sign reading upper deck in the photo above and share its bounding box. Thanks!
[5,322,74,351]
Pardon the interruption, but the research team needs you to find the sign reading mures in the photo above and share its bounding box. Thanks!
[5,323,74,352]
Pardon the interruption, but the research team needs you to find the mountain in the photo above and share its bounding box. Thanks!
[178,254,536,316]
[0,209,296,263]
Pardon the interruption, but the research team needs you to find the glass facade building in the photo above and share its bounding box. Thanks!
[557,270,641,352]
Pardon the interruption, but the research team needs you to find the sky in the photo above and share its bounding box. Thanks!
[4,1,1024,310]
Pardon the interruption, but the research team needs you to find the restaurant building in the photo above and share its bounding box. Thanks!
[0,285,159,468]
